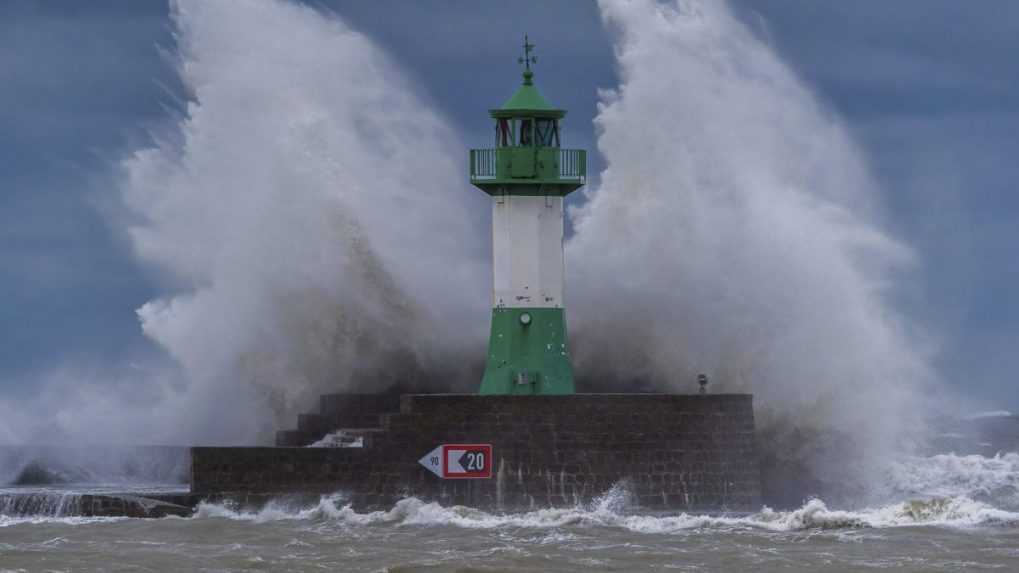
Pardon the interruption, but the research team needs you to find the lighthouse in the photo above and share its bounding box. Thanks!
[469,37,586,395]
[216,39,761,516]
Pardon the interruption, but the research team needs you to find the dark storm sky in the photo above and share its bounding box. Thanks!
[1,1,1017,409]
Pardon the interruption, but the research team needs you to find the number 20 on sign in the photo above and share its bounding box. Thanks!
[418,444,493,479]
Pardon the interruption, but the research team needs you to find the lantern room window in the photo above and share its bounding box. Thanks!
[535,119,559,147]
[496,119,512,147]
[495,117,558,147]
[519,118,533,146]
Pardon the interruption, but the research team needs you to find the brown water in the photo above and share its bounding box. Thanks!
[1,490,1018,572]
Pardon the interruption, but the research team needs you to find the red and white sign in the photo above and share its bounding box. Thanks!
[418,444,493,479]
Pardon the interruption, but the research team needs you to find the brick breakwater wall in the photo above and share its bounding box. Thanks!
[192,394,760,512]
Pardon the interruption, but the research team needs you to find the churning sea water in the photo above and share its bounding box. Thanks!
[0,1,1014,570]
[2,454,1019,572]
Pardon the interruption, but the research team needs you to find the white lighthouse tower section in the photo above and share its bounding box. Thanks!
[491,194,565,309]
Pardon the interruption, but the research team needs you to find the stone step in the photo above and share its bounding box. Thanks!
[275,427,384,448]
[319,393,401,418]
[297,414,326,434]
[320,412,386,429]
[306,428,384,448]
[275,393,405,447]
[275,429,311,447]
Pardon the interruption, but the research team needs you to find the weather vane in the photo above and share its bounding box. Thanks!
[518,34,536,72]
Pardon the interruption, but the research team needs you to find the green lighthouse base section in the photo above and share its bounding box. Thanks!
[480,307,575,395]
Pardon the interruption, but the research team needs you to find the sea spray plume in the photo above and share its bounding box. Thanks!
[0,363,193,447]
[119,0,488,443]
[570,0,938,502]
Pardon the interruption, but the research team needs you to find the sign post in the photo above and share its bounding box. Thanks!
[418,444,493,479]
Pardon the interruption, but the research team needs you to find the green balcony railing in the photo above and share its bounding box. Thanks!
[470,148,586,184]
[470,148,499,180]
[558,149,586,181]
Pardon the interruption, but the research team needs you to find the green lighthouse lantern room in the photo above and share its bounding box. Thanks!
[469,36,587,395]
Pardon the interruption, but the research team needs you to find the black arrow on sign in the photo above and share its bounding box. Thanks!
[457,450,481,472]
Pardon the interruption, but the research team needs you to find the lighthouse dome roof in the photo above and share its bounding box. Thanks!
[490,74,565,119]
[501,82,553,110]
[491,35,565,119]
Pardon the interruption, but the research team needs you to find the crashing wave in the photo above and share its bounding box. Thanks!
[885,453,1019,508]
[0,493,127,527]
[194,482,1019,532]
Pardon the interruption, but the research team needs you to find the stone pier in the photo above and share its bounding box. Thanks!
[192,393,761,512]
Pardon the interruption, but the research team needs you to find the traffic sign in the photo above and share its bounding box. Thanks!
[418,444,493,479]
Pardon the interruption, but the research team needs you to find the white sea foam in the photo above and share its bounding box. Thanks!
[194,485,1019,533]
[195,493,401,525]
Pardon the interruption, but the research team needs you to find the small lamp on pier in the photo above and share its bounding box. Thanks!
[697,373,709,394]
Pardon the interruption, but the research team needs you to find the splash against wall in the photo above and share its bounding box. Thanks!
[568,0,940,498]
[1,2,945,499]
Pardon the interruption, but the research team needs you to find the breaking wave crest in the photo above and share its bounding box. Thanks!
[194,494,1019,533]
[2,454,1014,531]
[886,453,1019,508]
[7,494,1015,531]
[195,470,1019,532]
